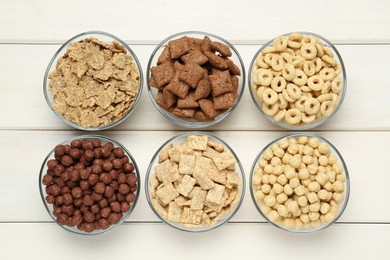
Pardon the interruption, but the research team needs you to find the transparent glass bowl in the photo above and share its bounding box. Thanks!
[250,133,350,233]
[145,132,245,232]
[248,32,347,130]
[39,135,140,235]
[147,31,246,128]
[43,31,143,131]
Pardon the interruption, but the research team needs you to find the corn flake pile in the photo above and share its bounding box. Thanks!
[150,135,241,227]
[48,38,140,128]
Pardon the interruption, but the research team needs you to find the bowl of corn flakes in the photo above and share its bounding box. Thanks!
[43,31,143,131]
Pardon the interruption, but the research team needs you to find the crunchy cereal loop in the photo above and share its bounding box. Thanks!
[292,69,308,86]
[286,83,302,100]
[304,98,320,115]
[271,76,287,93]
[271,55,285,71]
[301,113,316,123]
[315,43,324,57]
[273,36,288,52]
[295,96,309,112]
[262,88,278,105]
[255,69,273,86]
[282,88,296,103]
[307,75,324,91]
[274,109,286,122]
[256,55,270,69]
[300,44,317,60]
[280,52,293,64]
[322,55,337,67]
[256,86,265,102]
[262,103,279,116]
[320,101,334,117]
[301,35,317,45]
[303,61,316,77]
[292,56,305,69]
[282,64,296,81]
[261,46,277,55]
[278,93,288,110]
[331,78,343,94]
[285,108,302,125]
[323,47,334,58]
[319,68,336,81]
[317,94,333,103]
[313,57,323,73]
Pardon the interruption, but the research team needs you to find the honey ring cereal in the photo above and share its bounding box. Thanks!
[304,98,320,115]
[278,93,288,110]
[264,53,273,65]
[262,88,278,105]
[323,47,334,58]
[307,75,324,91]
[271,55,285,71]
[302,35,317,45]
[301,85,311,93]
[331,78,343,93]
[321,81,331,94]
[286,83,302,100]
[313,57,323,73]
[282,89,296,102]
[295,96,309,111]
[262,46,277,55]
[256,86,266,102]
[271,76,287,92]
[256,55,270,69]
[281,52,293,64]
[292,69,308,86]
[274,36,288,52]
[274,109,287,122]
[322,55,337,67]
[263,102,279,116]
[301,113,316,123]
[256,69,274,86]
[300,44,317,60]
[317,94,332,103]
[319,68,336,81]
[320,101,334,116]
[303,61,316,77]
[285,108,302,125]
[292,56,305,69]
[315,43,324,57]
[282,64,296,81]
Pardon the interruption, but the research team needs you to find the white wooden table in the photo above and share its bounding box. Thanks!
[1,1,389,259]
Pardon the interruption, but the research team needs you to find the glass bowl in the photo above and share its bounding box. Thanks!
[145,132,245,232]
[250,133,350,233]
[147,31,246,128]
[39,135,140,235]
[249,32,347,130]
[43,31,143,131]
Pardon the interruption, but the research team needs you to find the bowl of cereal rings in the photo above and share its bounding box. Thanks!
[249,32,346,130]
[250,133,350,233]
[145,132,245,232]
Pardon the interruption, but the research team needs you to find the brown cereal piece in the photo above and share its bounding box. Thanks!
[188,37,203,50]
[168,36,190,59]
[207,140,224,152]
[157,46,171,65]
[193,111,213,122]
[209,70,235,97]
[224,58,241,76]
[212,150,236,171]
[226,171,240,187]
[213,92,237,110]
[162,87,177,108]
[179,63,205,88]
[176,175,197,197]
[194,79,211,100]
[191,188,207,210]
[187,135,208,151]
[154,159,180,185]
[211,41,232,57]
[193,156,216,190]
[167,201,183,222]
[173,60,184,71]
[175,195,192,207]
[156,90,168,109]
[231,75,239,92]
[206,184,225,206]
[168,143,193,163]
[177,91,199,109]
[155,183,180,206]
[159,143,173,163]
[201,36,213,52]
[181,50,209,65]
[172,107,196,119]
[165,77,191,99]
[208,168,227,185]
[153,199,168,219]
[204,51,228,70]
[150,62,175,88]
[178,154,196,175]
[198,99,220,119]
[149,76,157,88]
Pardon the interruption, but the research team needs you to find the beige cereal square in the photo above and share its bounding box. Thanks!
[187,186,201,199]
[193,156,216,190]
[152,198,168,219]
[150,175,160,192]
[190,188,207,210]
[202,146,220,159]
[226,171,241,187]
[178,154,196,175]
[187,135,208,151]
[159,144,173,163]
[208,167,227,185]
[206,184,225,206]
[212,150,236,171]
[174,195,192,207]
[155,183,180,206]
[207,140,224,152]
[168,143,193,163]
[154,159,180,184]
[167,201,183,222]
[176,175,197,197]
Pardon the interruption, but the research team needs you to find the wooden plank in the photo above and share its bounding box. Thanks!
[0,0,389,44]
[0,44,389,131]
[0,223,389,260]
[0,130,389,223]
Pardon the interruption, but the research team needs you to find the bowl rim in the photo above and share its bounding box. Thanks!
[43,30,144,131]
[39,134,141,235]
[146,31,246,129]
[144,131,246,232]
[249,132,350,233]
[248,31,347,130]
